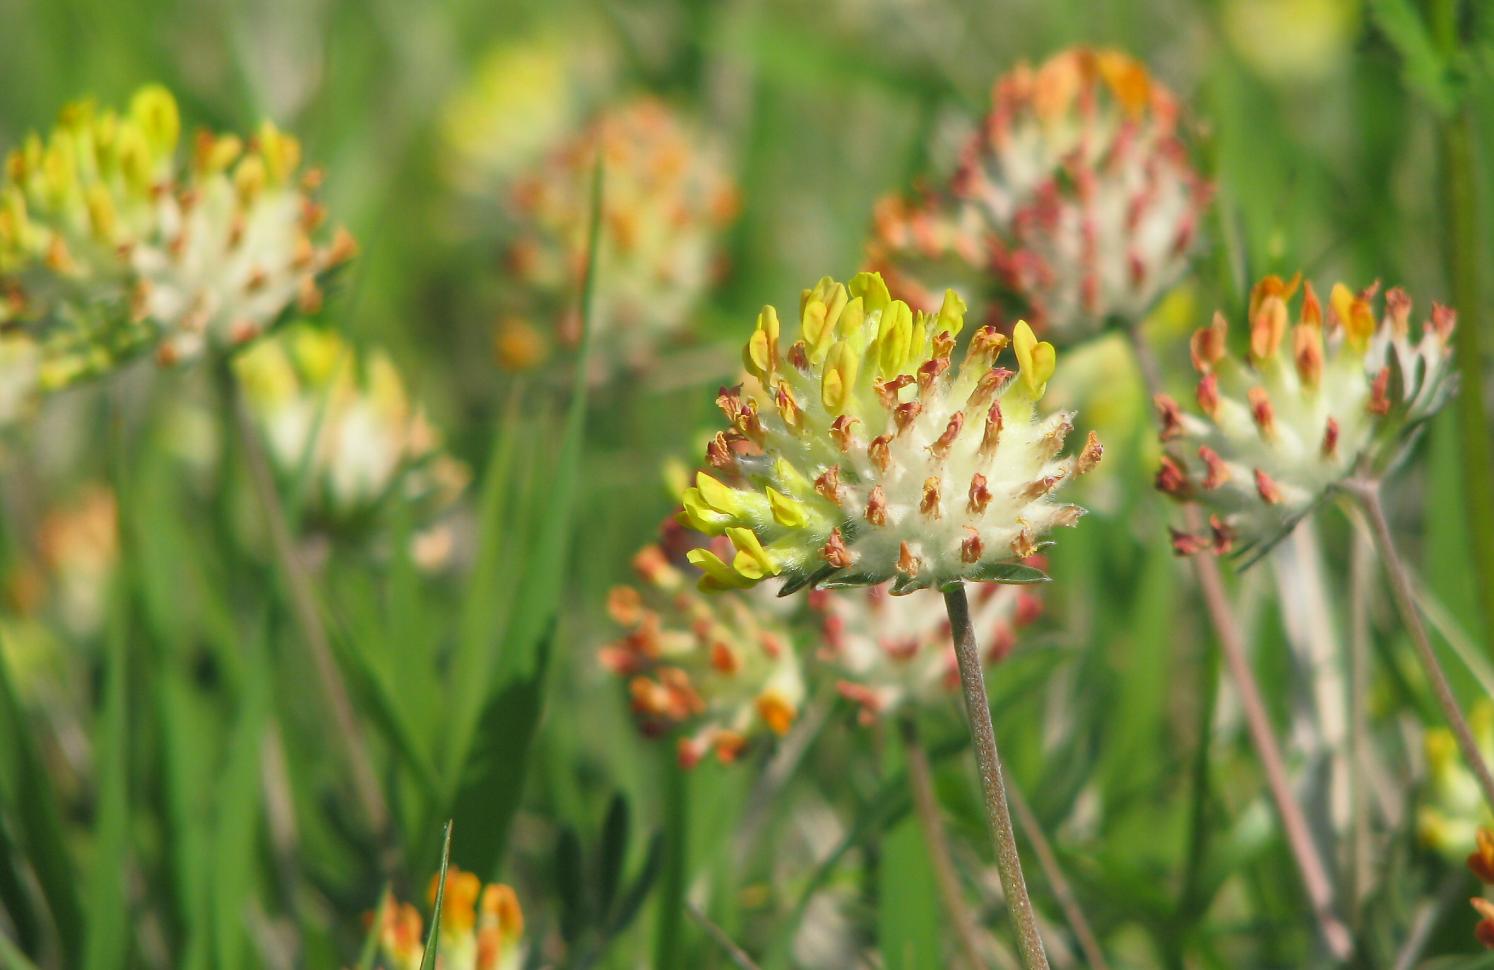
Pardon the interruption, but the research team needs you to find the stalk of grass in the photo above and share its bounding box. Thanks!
[654,755,689,970]
[227,371,395,870]
[943,583,1048,970]
[1430,0,1494,654]
[898,718,985,970]
[419,822,453,970]
[1345,478,1494,810]
[1127,332,1353,961]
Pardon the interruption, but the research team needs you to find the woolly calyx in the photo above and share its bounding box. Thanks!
[600,524,805,768]
[818,572,1043,724]
[1158,274,1456,563]
[0,84,354,403]
[869,46,1209,342]
[680,271,1098,596]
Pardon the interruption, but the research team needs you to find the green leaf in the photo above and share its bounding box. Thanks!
[554,826,586,943]
[608,833,664,938]
[877,733,941,970]
[1368,0,1461,112]
[356,886,393,970]
[211,628,270,970]
[598,793,629,920]
[0,928,41,970]
[419,822,454,970]
[949,560,1052,586]
[0,630,82,963]
[82,588,132,970]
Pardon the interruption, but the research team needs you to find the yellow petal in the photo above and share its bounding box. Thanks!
[686,548,752,590]
[1013,320,1056,396]
[766,486,806,527]
[727,526,779,580]
[936,288,967,337]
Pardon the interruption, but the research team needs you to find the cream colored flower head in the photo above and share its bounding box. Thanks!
[819,574,1043,723]
[869,47,1209,343]
[234,325,467,527]
[503,97,738,372]
[679,271,1100,596]
[600,523,804,768]
[1418,702,1494,860]
[0,84,354,399]
[376,865,524,970]
[1156,274,1457,562]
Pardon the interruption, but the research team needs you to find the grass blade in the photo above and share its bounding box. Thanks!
[419,822,454,970]
[82,587,132,970]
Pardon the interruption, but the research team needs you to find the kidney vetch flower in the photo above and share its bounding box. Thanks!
[600,520,804,768]
[1156,275,1456,562]
[678,271,1101,596]
[376,864,524,970]
[0,84,354,403]
[869,47,1209,343]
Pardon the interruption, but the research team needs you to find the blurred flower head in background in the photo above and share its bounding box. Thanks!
[377,865,524,970]
[1419,702,1494,860]
[870,46,1209,343]
[818,571,1042,723]
[0,84,355,414]
[679,272,1099,595]
[1223,0,1361,85]
[1157,275,1457,562]
[234,324,468,540]
[498,97,739,374]
[600,520,804,768]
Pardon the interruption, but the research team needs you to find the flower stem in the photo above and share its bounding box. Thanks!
[230,379,397,870]
[1126,331,1353,960]
[1005,782,1109,970]
[943,583,1048,970]
[1348,480,1494,810]
[899,717,987,970]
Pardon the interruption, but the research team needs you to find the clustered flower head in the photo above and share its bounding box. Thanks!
[0,84,355,415]
[600,520,804,768]
[234,324,468,530]
[500,97,738,372]
[679,271,1100,596]
[1155,274,1457,562]
[377,865,524,970]
[1419,702,1494,860]
[819,571,1043,724]
[869,47,1208,342]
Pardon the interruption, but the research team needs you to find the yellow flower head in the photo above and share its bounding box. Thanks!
[0,84,354,407]
[600,519,805,768]
[680,272,1099,595]
[1157,276,1457,562]
[869,47,1209,343]
[376,865,525,970]
[1418,702,1494,861]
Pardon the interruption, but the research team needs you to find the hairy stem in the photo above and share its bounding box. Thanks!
[1349,480,1494,810]
[899,718,987,970]
[1006,783,1109,970]
[230,382,396,870]
[943,584,1048,970]
[1127,332,1352,960]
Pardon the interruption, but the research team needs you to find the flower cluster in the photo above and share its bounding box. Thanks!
[679,271,1099,596]
[818,572,1043,724]
[1155,275,1457,562]
[600,521,804,768]
[1419,703,1494,859]
[234,324,468,531]
[0,85,354,415]
[500,97,738,371]
[869,47,1208,342]
[376,865,524,970]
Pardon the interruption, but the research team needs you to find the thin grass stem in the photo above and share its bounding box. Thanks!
[943,583,1048,970]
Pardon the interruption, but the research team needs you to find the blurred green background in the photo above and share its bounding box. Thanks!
[1,0,1493,967]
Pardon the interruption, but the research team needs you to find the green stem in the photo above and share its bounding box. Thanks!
[654,756,689,970]
[1433,0,1494,654]
[1348,480,1494,810]
[899,718,987,970]
[943,584,1048,970]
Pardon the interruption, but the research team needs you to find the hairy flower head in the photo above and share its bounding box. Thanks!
[503,98,738,371]
[376,865,524,970]
[680,272,1098,595]
[1419,702,1494,861]
[819,572,1043,723]
[235,325,468,529]
[600,522,804,768]
[1157,275,1456,562]
[870,47,1208,342]
[0,84,354,398]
